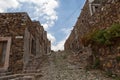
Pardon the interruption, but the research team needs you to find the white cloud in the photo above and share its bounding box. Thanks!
[0,0,66,51]
[42,23,49,30]
[47,33,66,51]
[0,0,19,12]
[51,27,73,51]
[0,0,59,30]
[61,27,73,35]
[19,0,59,30]
[52,40,65,51]
[47,33,56,44]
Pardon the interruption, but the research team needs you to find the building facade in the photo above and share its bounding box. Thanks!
[0,12,51,74]
[65,0,120,76]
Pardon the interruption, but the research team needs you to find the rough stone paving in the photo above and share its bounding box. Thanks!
[0,51,114,80]
[38,51,113,80]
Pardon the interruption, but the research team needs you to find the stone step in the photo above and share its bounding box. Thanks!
[24,67,37,70]
[0,73,42,80]
[23,69,41,73]
[0,72,12,76]
[21,76,35,80]
[9,77,21,80]
[9,76,35,80]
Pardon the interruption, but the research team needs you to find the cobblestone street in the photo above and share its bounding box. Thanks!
[38,51,113,80]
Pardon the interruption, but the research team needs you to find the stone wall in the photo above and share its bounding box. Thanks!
[0,12,31,73]
[23,21,51,73]
[65,0,91,51]
[0,12,51,74]
[65,0,120,50]
[65,0,120,76]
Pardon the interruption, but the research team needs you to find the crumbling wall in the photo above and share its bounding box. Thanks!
[85,2,120,76]
[0,12,51,74]
[65,0,91,51]
[0,12,31,73]
[23,21,51,72]
[65,0,120,76]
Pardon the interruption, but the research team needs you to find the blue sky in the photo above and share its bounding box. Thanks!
[0,0,85,51]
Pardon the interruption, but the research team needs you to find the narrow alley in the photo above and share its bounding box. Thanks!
[38,51,113,80]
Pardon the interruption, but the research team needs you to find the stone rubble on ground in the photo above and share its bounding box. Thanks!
[38,51,113,80]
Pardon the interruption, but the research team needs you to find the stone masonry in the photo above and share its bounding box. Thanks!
[0,12,51,74]
[65,0,120,76]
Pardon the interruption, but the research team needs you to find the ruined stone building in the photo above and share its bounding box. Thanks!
[0,12,51,74]
[65,0,120,76]
[65,0,120,51]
